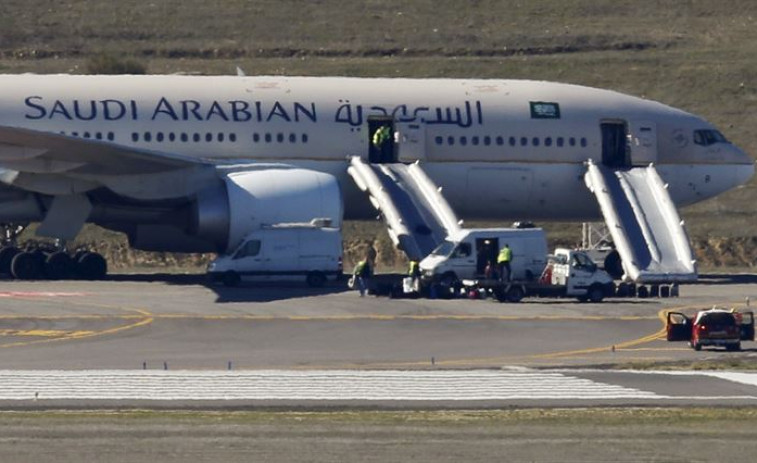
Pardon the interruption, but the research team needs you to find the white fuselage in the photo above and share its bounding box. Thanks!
[0,74,752,221]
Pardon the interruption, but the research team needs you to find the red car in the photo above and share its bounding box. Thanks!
[667,308,754,351]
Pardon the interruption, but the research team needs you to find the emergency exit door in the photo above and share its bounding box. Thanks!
[368,117,397,164]
[601,121,630,168]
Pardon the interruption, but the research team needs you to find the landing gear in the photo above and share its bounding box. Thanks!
[0,223,109,281]
[76,252,107,280]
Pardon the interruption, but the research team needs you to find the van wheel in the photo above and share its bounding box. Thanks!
[439,272,458,288]
[506,286,524,303]
[222,271,241,287]
[306,271,327,288]
[587,284,605,303]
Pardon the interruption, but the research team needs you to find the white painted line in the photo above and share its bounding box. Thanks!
[0,370,660,401]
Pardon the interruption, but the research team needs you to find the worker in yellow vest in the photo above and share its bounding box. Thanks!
[497,243,512,282]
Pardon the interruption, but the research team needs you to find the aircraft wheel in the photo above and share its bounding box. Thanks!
[11,252,44,280]
[0,246,20,276]
[46,252,74,280]
[77,252,107,280]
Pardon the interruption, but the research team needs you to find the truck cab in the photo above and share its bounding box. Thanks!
[540,248,615,302]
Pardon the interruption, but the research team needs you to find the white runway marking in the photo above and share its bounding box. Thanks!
[0,370,659,401]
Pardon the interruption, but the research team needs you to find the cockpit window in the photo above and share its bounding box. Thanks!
[693,129,729,146]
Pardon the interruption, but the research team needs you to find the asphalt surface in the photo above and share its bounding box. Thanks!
[0,273,755,407]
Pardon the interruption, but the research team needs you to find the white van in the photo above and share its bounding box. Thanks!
[208,224,342,287]
[419,228,548,285]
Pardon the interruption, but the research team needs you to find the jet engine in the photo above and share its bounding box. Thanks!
[191,166,343,253]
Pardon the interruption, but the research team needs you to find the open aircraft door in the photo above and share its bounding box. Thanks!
[739,311,755,341]
[396,122,426,162]
[666,311,691,341]
[629,120,657,166]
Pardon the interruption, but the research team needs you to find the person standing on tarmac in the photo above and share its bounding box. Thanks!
[408,259,421,291]
[497,243,512,282]
[353,257,373,297]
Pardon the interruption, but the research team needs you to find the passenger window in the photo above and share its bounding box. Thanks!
[483,136,491,146]
[234,239,262,259]
[452,243,472,258]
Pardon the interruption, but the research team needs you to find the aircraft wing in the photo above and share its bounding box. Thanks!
[0,125,210,176]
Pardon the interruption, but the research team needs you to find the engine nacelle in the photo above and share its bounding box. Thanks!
[193,167,343,253]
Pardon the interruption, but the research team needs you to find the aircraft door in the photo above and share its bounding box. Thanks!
[396,122,426,162]
[628,121,657,165]
[368,117,398,164]
[600,121,630,168]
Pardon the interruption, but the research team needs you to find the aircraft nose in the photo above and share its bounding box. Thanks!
[730,145,755,187]
[735,157,755,187]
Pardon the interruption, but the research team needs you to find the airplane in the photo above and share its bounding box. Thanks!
[0,74,751,279]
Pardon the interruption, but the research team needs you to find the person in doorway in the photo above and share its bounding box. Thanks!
[372,124,394,162]
[484,260,498,281]
[497,243,512,282]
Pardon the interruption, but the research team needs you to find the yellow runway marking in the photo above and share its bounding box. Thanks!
[0,309,153,349]
[153,313,659,322]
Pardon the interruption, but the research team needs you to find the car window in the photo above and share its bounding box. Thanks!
[234,239,261,259]
[700,312,736,326]
[452,243,472,258]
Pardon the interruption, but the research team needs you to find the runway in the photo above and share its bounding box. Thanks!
[2,369,757,408]
[0,273,754,407]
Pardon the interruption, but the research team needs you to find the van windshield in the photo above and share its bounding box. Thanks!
[431,240,456,257]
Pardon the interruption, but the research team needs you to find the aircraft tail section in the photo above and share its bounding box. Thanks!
[347,157,460,261]
[584,160,697,283]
